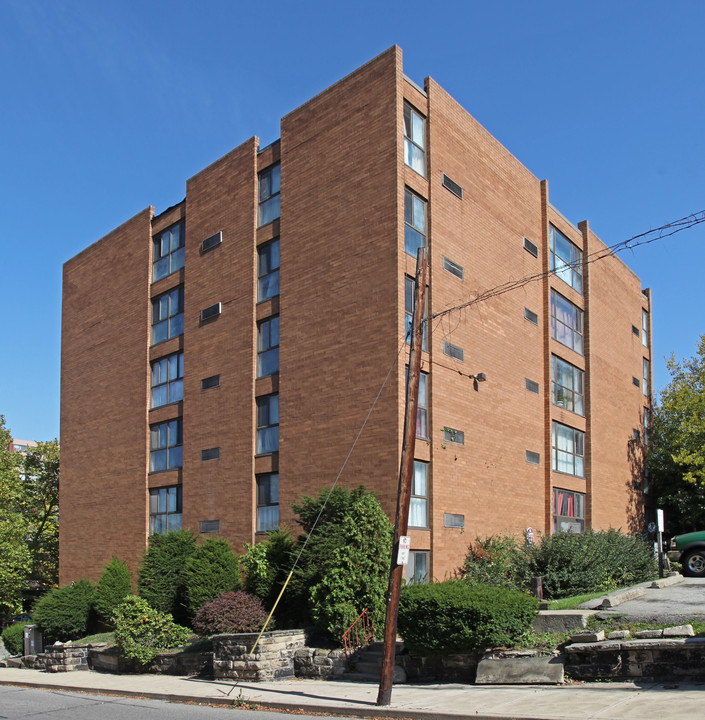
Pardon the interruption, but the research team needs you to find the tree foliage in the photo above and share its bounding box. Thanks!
[94,557,133,627]
[21,440,60,596]
[137,529,196,624]
[32,579,95,643]
[181,538,240,619]
[647,335,705,533]
[0,415,31,620]
[241,529,295,614]
[288,486,393,637]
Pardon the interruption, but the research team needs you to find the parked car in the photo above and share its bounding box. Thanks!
[668,531,705,577]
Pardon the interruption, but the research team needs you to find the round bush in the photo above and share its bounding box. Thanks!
[1,621,25,655]
[94,557,132,627]
[192,591,269,636]
[113,595,190,665]
[398,581,538,655]
[181,538,240,619]
[32,579,94,643]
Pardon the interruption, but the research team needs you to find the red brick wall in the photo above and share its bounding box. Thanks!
[60,208,153,584]
[278,46,403,528]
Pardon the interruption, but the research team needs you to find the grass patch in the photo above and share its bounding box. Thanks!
[546,591,608,610]
[76,632,115,645]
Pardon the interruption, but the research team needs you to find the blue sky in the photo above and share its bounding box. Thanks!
[1,0,703,441]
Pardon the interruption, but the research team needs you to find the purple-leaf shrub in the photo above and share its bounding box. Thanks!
[192,591,269,636]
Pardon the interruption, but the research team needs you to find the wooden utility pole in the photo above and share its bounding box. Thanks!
[377,247,428,707]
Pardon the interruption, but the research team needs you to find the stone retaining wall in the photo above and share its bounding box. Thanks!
[565,638,705,680]
[212,630,306,681]
[294,647,348,678]
[27,643,99,672]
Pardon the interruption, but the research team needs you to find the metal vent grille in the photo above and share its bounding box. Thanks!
[526,450,540,465]
[523,237,539,257]
[201,231,222,253]
[200,520,220,533]
[443,256,464,280]
[633,377,640,387]
[443,341,464,361]
[632,325,640,336]
[443,427,464,445]
[525,378,539,394]
[201,447,220,461]
[444,513,465,529]
[200,302,221,322]
[201,374,220,390]
[524,308,539,325]
[442,173,463,199]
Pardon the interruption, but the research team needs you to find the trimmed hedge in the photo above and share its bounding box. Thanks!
[94,557,132,627]
[192,590,268,636]
[181,538,240,619]
[32,579,95,643]
[398,581,538,655]
[1,621,25,656]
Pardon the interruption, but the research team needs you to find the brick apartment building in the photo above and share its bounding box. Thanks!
[60,46,652,585]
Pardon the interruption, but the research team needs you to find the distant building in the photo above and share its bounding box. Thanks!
[60,46,652,585]
[9,439,37,454]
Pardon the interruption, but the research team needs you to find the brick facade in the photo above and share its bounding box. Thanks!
[60,46,651,585]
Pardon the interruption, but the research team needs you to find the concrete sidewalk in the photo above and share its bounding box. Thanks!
[1,667,704,719]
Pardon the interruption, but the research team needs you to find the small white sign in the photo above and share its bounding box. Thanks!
[657,508,665,533]
[526,527,534,545]
[397,536,411,565]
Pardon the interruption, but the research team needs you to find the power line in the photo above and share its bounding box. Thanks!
[431,210,705,322]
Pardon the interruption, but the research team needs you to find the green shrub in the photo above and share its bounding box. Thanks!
[32,579,94,643]
[242,529,295,612]
[398,581,538,655]
[287,486,393,636]
[192,591,269,636]
[94,557,132,627]
[137,530,196,623]
[527,529,657,599]
[113,595,190,665]
[1,621,25,655]
[181,538,240,619]
[458,535,531,590]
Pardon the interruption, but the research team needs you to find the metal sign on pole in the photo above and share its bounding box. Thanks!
[376,247,427,707]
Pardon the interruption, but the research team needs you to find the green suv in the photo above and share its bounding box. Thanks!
[668,531,705,577]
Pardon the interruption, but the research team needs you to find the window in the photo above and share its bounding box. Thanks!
[258,164,280,226]
[443,341,464,362]
[551,290,583,354]
[553,488,585,533]
[151,352,184,408]
[642,309,649,347]
[256,394,279,454]
[551,356,584,416]
[201,448,220,461]
[644,407,651,444]
[149,486,182,534]
[257,239,280,301]
[409,461,428,528]
[403,104,426,176]
[256,473,279,532]
[552,422,584,477]
[152,222,185,282]
[152,286,184,345]
[406,550,429,584]
[257,316,279,377]
[405,275,428,351]
[201,374,220,390]
[443,427,464,445]
[404,189,426,258]
[406,368,429,440]
[150,420,183,472]
[524,308,539,325]
[550,226,582,293]
[643,358,649,397]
